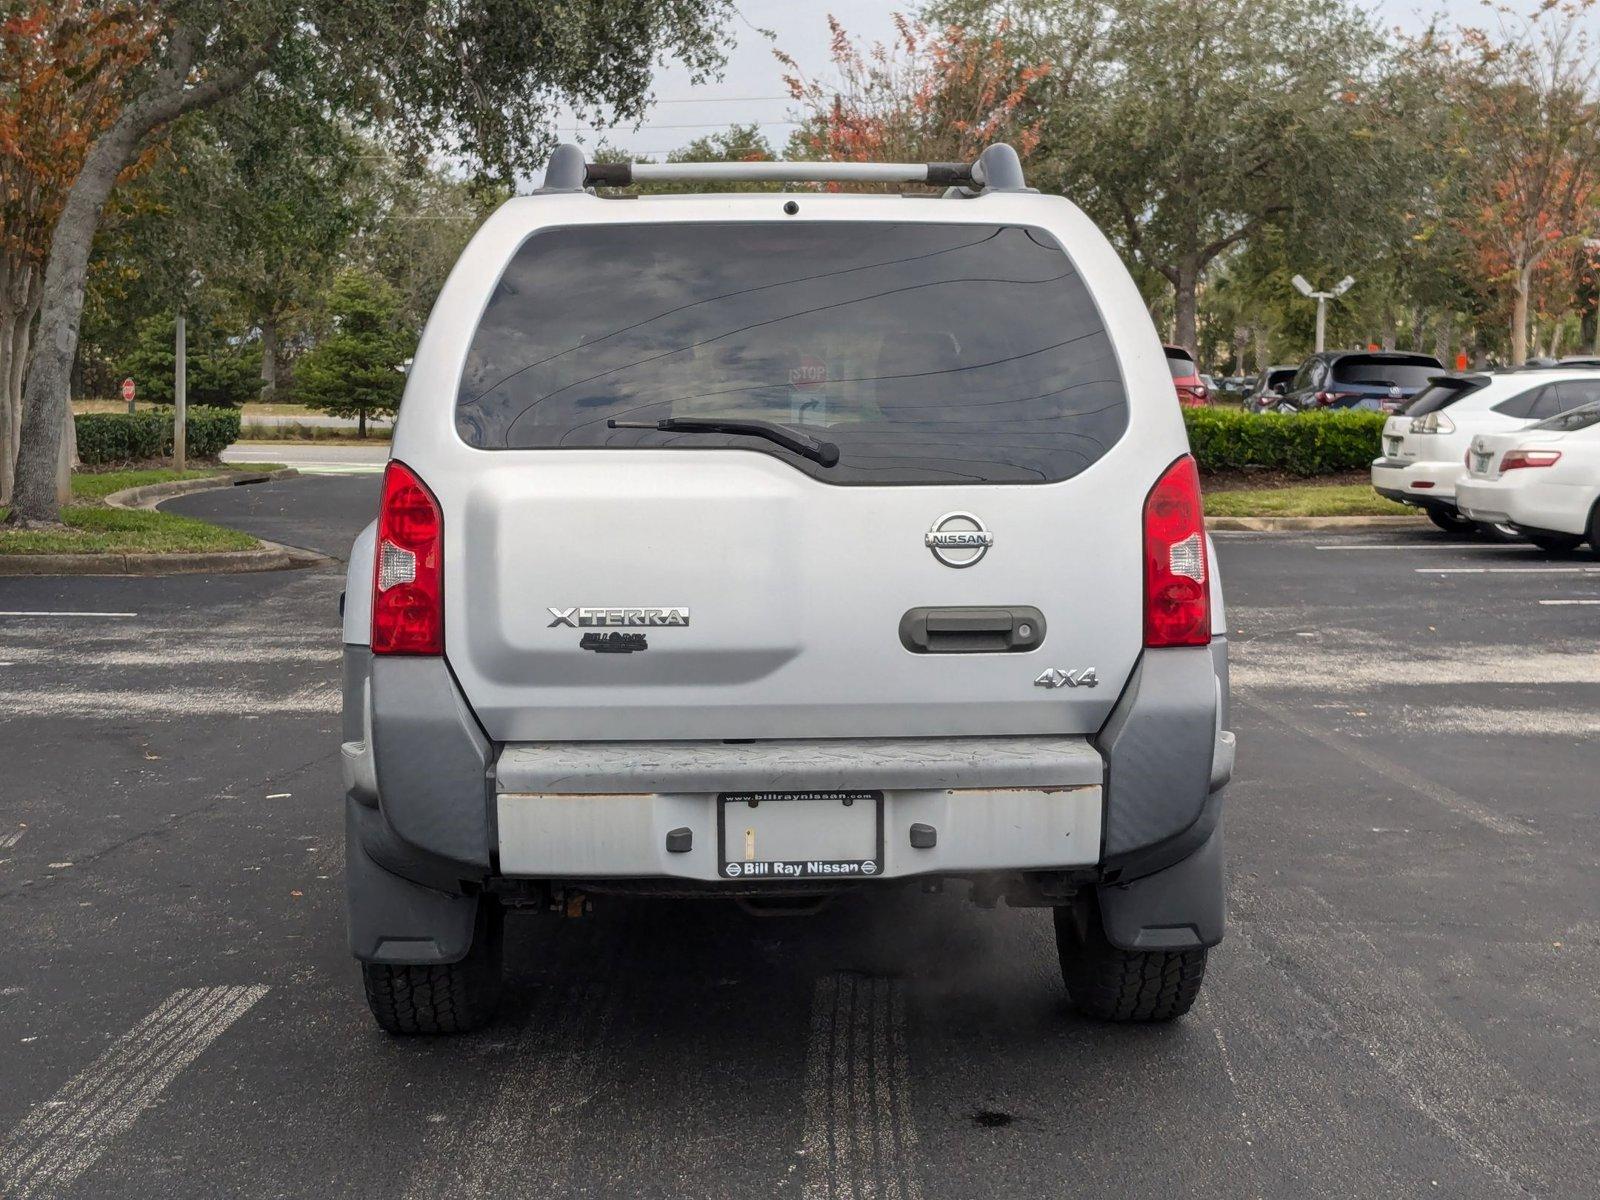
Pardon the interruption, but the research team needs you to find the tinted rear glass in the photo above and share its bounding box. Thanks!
[1165,351,1196,378]
[1532,400,1600,432]
[456,222,1127,484]
[1331,358,1441,388]
[1401,377,1485,416]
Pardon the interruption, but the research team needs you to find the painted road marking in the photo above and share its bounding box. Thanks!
[1415,567,1600,574]
[0,612,138,619]
[289,464,384,476]
[0,985,268,1200]
[0,831,24,850]
[1540,599,1600,605]
[1313,544,1522,551]
[802,973,922,1200]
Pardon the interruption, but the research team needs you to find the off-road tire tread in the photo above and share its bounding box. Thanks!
[1054,900,1208,1023]
[362,960,499,1034]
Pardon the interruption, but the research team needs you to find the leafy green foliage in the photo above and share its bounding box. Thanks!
[74,406,241,465]
[116,314,261,407]
[1184,408,1387,476]
[293,270,410,427]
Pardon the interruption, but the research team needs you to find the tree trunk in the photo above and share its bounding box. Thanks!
[1253,325,1269,373]
[359,408,367,438]
[260,317,279,401]
[1549,315,1567,359]
[6,29,264,526]
[0,311,13,505]
[1510,264,1532,365]
[1433,311,1454,367]
[1171,261,1199,354]
[1380,307,1397,352]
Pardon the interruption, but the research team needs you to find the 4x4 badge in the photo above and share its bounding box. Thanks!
[1035,667,1098,689]
[924,512,993,568]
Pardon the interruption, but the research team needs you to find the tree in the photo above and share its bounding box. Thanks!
[293,270,407,437]
[931,0,1406,352]
[1445,2,1600,363]
[777,14,1051,185]
[116,313,261,407]
[0,0,157,502]
[5,0,735,527]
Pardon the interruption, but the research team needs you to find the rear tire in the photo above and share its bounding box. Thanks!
[1426,507,1471,534]
[1588,502,1600,561]
[361,901,503,1035]
[1054,898,1207,1023]
[1528,532,1583,554]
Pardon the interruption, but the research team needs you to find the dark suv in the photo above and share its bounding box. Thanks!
[1280,351,1443,413]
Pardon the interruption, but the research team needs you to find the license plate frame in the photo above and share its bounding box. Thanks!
[717,790,884,882]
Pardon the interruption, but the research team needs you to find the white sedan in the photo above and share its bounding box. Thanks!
[1372,368,1600,532]
[1455,401,1600,555]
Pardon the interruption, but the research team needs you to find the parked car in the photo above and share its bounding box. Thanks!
[1279,350,1443,413]
[1370,367,1600,532]
[339,142,1234,1034]
[1456,400,1600,555]
[1245,365,1298,413]
[1165,345,1210,406]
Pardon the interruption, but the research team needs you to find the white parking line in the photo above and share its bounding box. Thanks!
[1540,599,1600,605]
[802,973,922,1200]
[1415,567,1600,575]
[1313,544,1519,551]
[0,830,23,850]
[0,612,138,619]
[0,985,268,1200]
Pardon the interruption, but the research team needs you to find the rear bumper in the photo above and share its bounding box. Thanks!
[342,641,1232,958]
[1371,458,1462,504]
[1456,476,1589,535]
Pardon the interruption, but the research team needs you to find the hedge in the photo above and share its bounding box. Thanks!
[1183,408,1386,477]
[75,407,242,466]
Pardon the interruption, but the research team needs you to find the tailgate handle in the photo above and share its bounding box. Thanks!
[899,606,1046,654]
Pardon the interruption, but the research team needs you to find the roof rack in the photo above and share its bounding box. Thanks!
[535,142,1032,195]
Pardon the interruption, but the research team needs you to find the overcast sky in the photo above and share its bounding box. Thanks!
[545,0,1507,172]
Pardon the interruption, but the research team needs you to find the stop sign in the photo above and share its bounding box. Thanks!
[121,377,136,402]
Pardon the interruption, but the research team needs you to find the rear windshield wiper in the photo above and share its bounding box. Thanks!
[607,416,841,467]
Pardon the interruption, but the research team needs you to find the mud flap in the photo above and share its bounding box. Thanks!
[346,801,480,965]
[1096,823,1224,951]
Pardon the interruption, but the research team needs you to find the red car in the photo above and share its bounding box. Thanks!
[1165,345,1209,406]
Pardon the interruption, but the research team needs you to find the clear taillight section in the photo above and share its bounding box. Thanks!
[372,460,443,655]
[1144,454,1211,648]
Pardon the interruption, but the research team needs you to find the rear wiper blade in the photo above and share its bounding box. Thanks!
[607,416,841,467]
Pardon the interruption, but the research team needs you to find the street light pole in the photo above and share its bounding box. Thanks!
[1291,274,1355,353]
[174,310,187,472]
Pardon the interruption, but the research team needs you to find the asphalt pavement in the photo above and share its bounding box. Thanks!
[0,475,1596,1199]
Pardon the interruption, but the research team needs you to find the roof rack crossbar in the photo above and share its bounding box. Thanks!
[545,142,1031,194]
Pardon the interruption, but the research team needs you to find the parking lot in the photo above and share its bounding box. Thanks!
[1,474,1596,1199]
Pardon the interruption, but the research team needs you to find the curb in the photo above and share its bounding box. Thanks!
[1207,515,1427,532]
[0,468,335,577]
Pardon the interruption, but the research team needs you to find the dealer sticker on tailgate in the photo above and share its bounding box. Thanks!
[718,791,883,879]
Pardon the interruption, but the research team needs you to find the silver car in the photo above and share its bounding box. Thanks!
[339,144,1235,1033]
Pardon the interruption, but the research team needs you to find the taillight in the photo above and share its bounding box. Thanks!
[372,460,443,655]
[1314,391,1334,406]
[1143,454,1210,648]
[1500,449,1561,471]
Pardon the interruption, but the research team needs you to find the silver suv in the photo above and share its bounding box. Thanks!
[339,144,1234,1033]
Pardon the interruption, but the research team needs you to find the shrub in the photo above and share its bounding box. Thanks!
[1183,408,1387,477]
[75,406,242,466]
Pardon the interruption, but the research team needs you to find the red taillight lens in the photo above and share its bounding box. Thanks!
[1500,449,1561,471]
[1144,454,1211,648]
[372,460,443,655]
[1315,391,1335,406]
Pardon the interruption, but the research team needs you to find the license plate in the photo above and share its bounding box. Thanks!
[1473,452,1491,473]
[718,791,883,881]
[1384,437,1402,456]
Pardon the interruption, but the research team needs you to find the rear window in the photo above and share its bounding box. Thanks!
[1331,357,1441,388]
[1401,376,1486,416]
[456,221,1128,484]
[1165,350,1196,378]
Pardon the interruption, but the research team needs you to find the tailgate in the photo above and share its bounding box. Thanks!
[446,450,1144,741]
